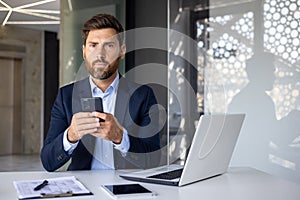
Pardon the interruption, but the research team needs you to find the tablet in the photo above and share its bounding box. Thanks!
[101,184,157,199]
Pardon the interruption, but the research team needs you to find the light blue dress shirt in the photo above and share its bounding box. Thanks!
[63,75,130,170]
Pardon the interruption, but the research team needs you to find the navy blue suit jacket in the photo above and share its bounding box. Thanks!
[41,76,161,172]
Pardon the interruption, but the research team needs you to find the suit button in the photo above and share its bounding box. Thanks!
[57,154,63,160]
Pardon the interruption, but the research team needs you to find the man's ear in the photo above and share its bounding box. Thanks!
[82,45,86,60]
[120,44,126,59]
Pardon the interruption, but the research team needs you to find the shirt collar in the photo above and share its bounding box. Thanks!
[89,74,119,96]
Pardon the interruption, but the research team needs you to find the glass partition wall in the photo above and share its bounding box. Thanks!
[168,0,300,183]
[60,0,300,182]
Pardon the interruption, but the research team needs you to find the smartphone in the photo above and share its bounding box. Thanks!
[81,97,103,112]
[81,97,104,122]
[101,184,157,199]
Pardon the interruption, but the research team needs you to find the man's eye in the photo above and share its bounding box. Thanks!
[89,43,96,48]
[106,43,114,48]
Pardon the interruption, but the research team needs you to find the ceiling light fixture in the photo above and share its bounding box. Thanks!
[6,21,59,24]
[0,0,60,26]
[67,0,73,12]
[13,0,56,10]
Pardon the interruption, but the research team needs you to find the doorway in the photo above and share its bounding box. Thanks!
[0,56,23,155]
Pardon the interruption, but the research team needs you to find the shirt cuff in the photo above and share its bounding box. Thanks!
[63,128,79,155]
[113,128,130,155]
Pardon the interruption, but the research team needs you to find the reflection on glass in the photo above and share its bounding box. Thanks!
[196,0,300,119]
[170,0,300,183]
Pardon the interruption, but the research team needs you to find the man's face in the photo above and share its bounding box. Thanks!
[82,28,125,80]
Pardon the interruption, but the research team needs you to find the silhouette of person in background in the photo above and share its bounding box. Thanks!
[228,52,300,182]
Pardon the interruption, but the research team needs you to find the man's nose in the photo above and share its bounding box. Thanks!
[96,45,106,59]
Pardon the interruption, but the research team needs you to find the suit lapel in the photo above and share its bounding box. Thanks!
[115,76,130,125]
[72,78,92,114]
[114,76,131,169]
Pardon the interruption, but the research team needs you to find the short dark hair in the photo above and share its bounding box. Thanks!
[82,13,124,45]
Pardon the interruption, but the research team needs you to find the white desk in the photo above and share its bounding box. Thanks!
[1,167,300,200]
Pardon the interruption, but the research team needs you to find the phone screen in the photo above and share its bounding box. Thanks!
[81,97,104,122]
[104,184,152,195]
[81,97,103,112]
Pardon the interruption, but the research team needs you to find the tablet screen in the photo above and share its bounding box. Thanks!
[103,184,152,195]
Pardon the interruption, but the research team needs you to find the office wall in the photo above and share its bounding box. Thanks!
[125,0,169,166]
[0,26,43,154]
[43,31,59,140]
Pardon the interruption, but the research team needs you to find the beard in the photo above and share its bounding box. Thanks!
[87,56,121,80]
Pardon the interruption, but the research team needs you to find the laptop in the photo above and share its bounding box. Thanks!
[119,114,245,186]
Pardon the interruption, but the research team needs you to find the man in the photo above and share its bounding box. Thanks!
[41,14,161,172]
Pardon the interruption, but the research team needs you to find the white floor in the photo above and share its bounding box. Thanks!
[0,154,44,172]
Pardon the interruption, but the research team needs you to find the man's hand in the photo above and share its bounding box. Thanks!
[67,112,100,143]
[91,112,124,144]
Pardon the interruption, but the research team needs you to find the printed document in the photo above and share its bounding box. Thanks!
[13,176,91,199]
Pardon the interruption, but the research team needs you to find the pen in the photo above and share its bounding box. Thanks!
[33,180,48,191]
[40,191,73,198]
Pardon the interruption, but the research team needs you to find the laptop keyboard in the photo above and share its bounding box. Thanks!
[147,168,183,180]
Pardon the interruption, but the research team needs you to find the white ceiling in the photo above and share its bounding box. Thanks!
[0,0,60,33]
